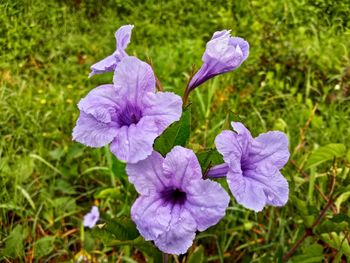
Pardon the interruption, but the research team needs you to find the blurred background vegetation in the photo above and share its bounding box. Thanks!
[1,0,350,262]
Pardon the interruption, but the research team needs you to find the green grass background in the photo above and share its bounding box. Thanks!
[1,0,350,262]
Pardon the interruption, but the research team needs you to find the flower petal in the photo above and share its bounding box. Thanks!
[78,84,120,123]
[73,85,122,147]
[185,180,229,231]
[142,91,183,134]
[115,24,134,55]
[154,205,197,255]
[215,130,243,169]
[229,37,249,61]
[226,168,264,212]
[131,195,172,240]
[83,206,100,228]
[211,29,230,40]
[227,164,289,212]
[113,56,156,105]
[204,31,238,63]
[89,25,134,77]
[126,151,170,195]
[250,131,290,169]
[72,112,118,147]
[231,122,253,144]
[109,118,158,163]
[188,30,249,90]
[246,164,289,207]
[163,146,202,188]
[89,55,118,78]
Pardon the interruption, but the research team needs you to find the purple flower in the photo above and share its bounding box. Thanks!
[83,206,100,228]
[208,122,289,212]
[187,30,249,91]
[126,146,230,255]
[89,25,134,77]
[73,56,182,163]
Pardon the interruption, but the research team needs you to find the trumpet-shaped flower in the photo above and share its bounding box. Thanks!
[208,122,289,212]
[83,206,100,228]
[127,146,230,255]
[73,56,182,163]
[188,30,249,91]
[89,25,134,77]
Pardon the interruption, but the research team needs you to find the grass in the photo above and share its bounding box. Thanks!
[1,0,350,262]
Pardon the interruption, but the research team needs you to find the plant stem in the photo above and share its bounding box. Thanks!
[290,159,337,213]
[183,64,196,106]
[146,56,164,91]
[163,253,169,263]
[282,199,334,262]
[156,76,164,91]
[283,162,337,262]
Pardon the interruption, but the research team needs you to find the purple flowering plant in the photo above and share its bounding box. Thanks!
[75,25,290,259]
[73,55,182,163]
[83,206,100,228]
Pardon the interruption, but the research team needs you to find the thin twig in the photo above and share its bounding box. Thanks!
[156,77,164,92]
[283,199,334,262]
[163,253,168,263]
[202,160,213,179]
[294,103,318,154]
[116,251,124,263]
[290,159,337,213]
[283,163,337,262]
[146,57,164,91]
[183,64,196,106]
[174,255,181,263]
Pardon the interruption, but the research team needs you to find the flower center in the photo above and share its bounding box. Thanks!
[117,103,143,127]
[161,187,187,206]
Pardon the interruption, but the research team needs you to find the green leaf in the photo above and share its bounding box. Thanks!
[16,185,36,210]
[90,227,115,244]
[196,149,224,172]
[13,156,34,183]
[83,232,95,252]
[33,236,55,259]
[306,143,346,169]
[331,214,350,224]
[54,179,76,194]
[346,149,350,163]
[335,191,350,211]
[101,216,139,241]
[290,195,315,227]
[48,148,65,160]
[66,144,84,160]
[291,243,324,263]
[91,216,138,245]
[52,197,76,212]
[94,187,121,199]
[290,195,309,216]
[111,158,126,179]
[30,153,63,176]
[154,105,191,156]
[187,245,204,263]
[222,110,237,130]
[135,238,163,263]
[2,225,28,258]
[108,237,163,263]
[321,232,350,257]
[315,220,348,234]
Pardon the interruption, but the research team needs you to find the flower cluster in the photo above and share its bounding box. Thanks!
[76,25,289,255]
